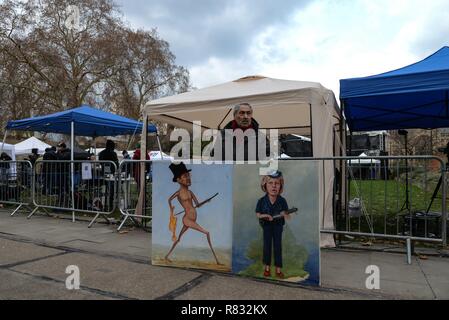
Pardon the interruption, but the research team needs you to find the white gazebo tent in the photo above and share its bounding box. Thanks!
[348,153,382,180]
[348,153,382,165]
[149,151,174,161]
[14,137,51,156]
[143,76,345,247]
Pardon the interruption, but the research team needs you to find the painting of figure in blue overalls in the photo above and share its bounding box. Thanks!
[232,161,321,285]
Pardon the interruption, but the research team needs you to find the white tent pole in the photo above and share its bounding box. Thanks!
[135,112,148,217]
[0,130,8,155]
[156,133,164,159]
[71,121,75,223]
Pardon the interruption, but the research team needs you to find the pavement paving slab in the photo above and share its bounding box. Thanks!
[0,270,113,300]
[0,238,64,266]
[176,275,375,300]
[12,252,201,300]
[2,212,449,300]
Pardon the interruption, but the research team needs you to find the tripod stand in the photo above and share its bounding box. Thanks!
[426,162,448,215]
[399,130,411,213]
[426,171,446,213]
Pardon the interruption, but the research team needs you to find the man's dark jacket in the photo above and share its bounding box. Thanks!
[98,148,119,174]
[57,148,90,173]
[213,119,270,161]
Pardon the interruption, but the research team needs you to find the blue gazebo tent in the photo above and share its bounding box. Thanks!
[2,106,159,222]
[5,105,157,136]
[340,46,449,132]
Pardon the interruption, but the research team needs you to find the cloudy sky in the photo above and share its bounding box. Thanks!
[116,0,449,96]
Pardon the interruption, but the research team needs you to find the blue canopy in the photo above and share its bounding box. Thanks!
[6,105,157,137]
[340,47,449,132]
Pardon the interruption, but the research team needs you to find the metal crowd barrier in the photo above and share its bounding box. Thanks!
[3,156,447,254]
[0,160,33,216]
[117,160,152,231]
[31,160,118,227]
[282,156,447,263]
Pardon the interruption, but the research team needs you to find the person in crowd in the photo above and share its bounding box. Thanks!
[28,148,39,166]
[42,147,58,195]
[0,152,12,179]
[56,141,89,200]
[0,152,12,167]
[132,142,150,189]
[98,140,119,211]
[122,150,131,160]
[0,152,12,205]
[98,140,119,173]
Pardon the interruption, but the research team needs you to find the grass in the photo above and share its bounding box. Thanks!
[350,179,443,215]
[347,175,446,236]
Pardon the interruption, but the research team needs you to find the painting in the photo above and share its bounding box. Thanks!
[232,161,321,285]
[152,161,233,272]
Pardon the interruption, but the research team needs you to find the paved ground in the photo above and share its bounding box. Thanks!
[0,209,448,300]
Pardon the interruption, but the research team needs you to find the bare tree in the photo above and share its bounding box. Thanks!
[0,0,190,137]
[104,28,190,119]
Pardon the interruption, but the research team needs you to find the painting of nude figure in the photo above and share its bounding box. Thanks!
[152,162,233,272]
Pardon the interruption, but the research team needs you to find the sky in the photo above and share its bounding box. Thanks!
[118,0,449,96]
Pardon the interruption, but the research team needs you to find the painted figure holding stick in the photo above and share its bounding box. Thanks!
[256,171,298,279]
[165,162,221,265]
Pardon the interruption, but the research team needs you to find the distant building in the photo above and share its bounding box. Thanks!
[347,131,388,156]
[280,134,312,158]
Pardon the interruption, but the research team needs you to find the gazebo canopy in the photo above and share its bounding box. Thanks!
[340,47,449,132]
[6,105,157,137]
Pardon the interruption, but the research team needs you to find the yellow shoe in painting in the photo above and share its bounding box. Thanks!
[168,210,177,242]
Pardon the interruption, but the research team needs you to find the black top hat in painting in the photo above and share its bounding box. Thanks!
[169,162,192,182]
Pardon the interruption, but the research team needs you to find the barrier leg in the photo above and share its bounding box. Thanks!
[117,215,130,232]
[88,213,101,228]
[102,214,111,224]
[42,207,52,217]
[406,238,412,265]
[27,207,39,219]
[10,204,24,217]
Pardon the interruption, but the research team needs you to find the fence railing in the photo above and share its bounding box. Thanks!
[283,156,447,253]
[1,156,447,255]
[0,160,33,216]
[31,160,118,227]
[117,160,152,231]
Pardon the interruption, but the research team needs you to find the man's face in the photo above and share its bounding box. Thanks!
[266,178,281,197]
[234,105,253,128]
[177,172,191,187]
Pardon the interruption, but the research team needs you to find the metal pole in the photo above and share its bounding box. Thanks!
[0,130,8,155]
[135,112,148,217]
[442,163,447,246]
[406,238,412,265]
[71,122,75,223]
[142,113,148,219]
[404,132,410,211]
[157,134,163,159]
